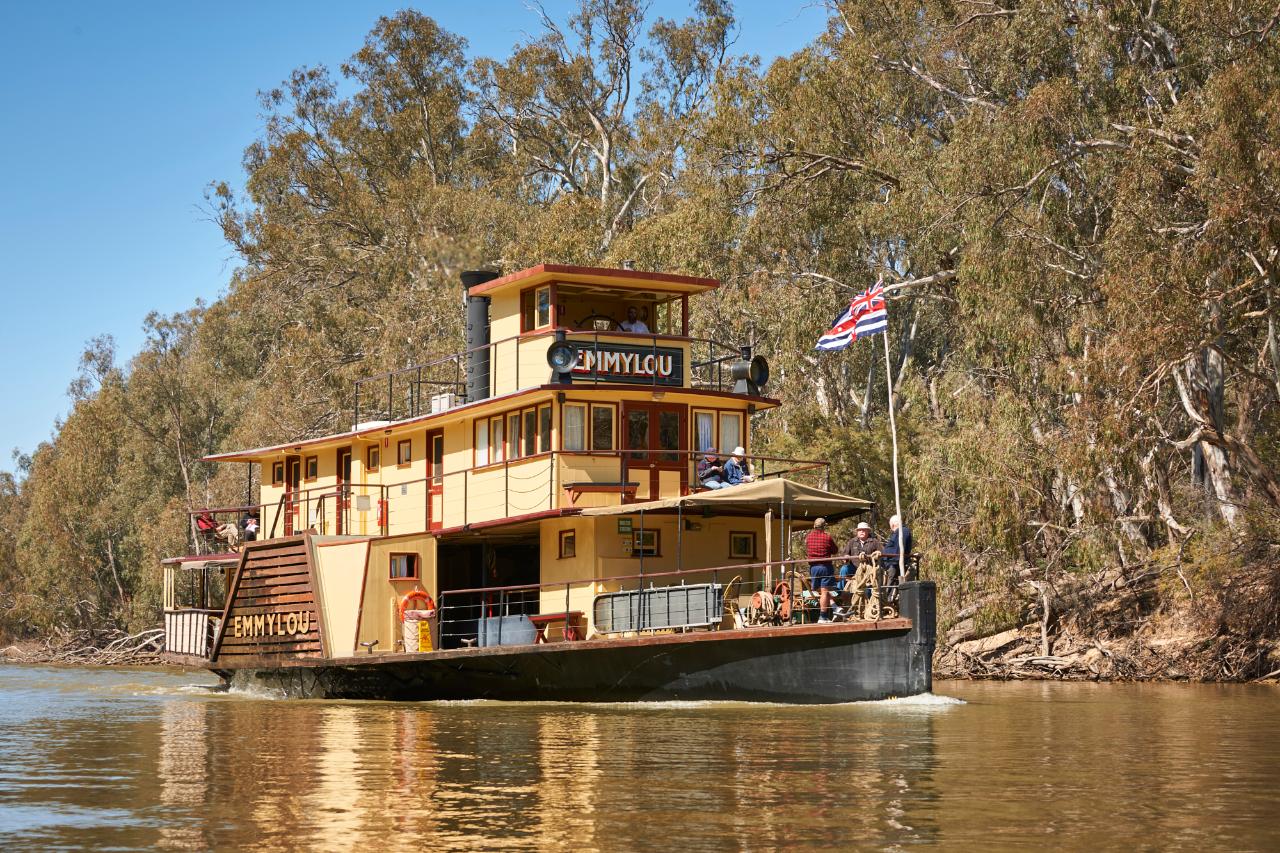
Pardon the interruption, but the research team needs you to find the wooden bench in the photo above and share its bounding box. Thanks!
[528,611,585,643]
[562,482,639,505]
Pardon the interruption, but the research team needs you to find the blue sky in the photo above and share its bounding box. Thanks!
[0,1,826,469]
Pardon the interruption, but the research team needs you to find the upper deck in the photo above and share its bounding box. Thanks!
[195,265,815,548]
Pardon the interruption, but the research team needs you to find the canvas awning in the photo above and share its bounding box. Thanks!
[578,478,872,521]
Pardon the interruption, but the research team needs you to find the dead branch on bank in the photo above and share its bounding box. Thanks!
[0,626,165,666]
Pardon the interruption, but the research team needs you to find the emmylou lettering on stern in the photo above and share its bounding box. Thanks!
[231,610,312,639]
[569,342,684,386]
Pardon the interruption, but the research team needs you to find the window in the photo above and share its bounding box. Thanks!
[694,411,715,454]
[304,456,318,482]
[397,439,412,467]
[632,529,659,557]
[521,285,552,331]
[507,413,520,460]
[490,417,504,464]
[564,404,586,452]
[539,404,552,453]
[559,529,576,559]
[389,553,419,580]
[729,531,756,559]
[430,433,444,482]
[523,408,537,457]
[591,404,615,450]
[476,419,490,466]
[366,446,380,473]
[719,412,743,455]
[271,462,284,486]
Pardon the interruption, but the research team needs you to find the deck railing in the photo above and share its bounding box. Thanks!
[225,449,829,542]
[352,330,750,426]
[433,555,920,650]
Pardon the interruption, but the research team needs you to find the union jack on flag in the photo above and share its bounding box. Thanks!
[814,281,889,351]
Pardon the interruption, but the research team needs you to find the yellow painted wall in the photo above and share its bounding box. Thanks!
[355,534,437,654]
[311,537,371,658]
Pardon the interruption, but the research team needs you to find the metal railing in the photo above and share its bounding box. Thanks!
[434,555,919,650]
[352,330,750,426]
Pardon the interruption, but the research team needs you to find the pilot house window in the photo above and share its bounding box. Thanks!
[563,403,615,451]
[397,439,412,467]
[521,285,552,331]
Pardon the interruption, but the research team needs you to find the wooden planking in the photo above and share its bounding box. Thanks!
[210,534,324,663]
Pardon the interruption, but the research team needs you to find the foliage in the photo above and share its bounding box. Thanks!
[3,3,1279,666]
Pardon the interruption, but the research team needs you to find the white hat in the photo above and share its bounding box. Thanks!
[856,521,871,531]
[731,446,746,457]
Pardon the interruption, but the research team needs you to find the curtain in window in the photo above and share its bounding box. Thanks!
[695,411,715,453]
[564,405,585,451]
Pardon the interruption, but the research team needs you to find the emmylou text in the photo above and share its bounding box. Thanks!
[232,611,311,638]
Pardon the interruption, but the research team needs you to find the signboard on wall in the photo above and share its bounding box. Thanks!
[569,342,684,386]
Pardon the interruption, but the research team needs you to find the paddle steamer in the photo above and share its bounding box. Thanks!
[161,265,935,702]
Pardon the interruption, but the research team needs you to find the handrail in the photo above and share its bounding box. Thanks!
[441,557,819,597]
[352,328,753,425]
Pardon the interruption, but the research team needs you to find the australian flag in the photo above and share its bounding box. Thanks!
[815,282,888,351]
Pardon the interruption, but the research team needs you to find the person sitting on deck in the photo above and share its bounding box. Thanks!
[241,512,259,542]
[722,446,755,486]
[697,450,727,490]
[619,305,650,333]
[805,517,839,623]
[195,511,218,547]
[880,514,913,587]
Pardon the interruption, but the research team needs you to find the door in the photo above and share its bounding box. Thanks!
[622,403,687,501]
[335,447,352,534]
[427,430,445,530]
[284,455,301,535]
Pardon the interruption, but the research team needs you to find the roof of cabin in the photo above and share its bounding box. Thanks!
[466,264,718,297]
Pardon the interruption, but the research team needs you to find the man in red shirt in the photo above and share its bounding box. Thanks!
[805,517,839,622]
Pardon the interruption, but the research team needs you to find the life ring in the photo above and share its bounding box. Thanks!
[398,590,435,621]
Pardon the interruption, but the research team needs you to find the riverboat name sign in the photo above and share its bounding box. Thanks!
[211,537,324,662]
[569,342,684,386]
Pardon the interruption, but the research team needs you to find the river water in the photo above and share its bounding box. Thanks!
[0,665,1277,851]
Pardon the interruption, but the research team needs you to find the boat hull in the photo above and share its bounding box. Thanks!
[220,582,936,704]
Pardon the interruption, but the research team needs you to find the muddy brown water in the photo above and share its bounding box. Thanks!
[0,664,1277,851]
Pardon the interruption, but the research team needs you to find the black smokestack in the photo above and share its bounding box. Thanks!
[461,270,499,402]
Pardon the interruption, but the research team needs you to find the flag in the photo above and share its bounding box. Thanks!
[814,281,888,351]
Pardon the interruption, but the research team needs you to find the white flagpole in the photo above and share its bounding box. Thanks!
[881,321,905,582]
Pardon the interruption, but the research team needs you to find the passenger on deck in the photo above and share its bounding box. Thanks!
[722,446,755,486]
[242,512,260,542]
[839,521,881,587]
[697,450,727,489]
[619,305,650,333]
[195,511,217,539]
[881,514,914,587]
[216,521,241,549]
[805,517,838,623]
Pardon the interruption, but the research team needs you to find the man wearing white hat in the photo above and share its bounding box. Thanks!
[838,520,881,591]
[722,446,754,486]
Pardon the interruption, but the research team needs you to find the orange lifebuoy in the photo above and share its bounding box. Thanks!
[399,590,435,621]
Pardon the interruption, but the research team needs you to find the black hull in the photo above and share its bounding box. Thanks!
[224,582,936,705]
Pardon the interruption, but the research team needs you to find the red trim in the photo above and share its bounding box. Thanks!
[466,264,719,297]
[433,508,571,537]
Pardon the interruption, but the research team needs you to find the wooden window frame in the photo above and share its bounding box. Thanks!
[303,455,318,483]
[271,461,284,487]
[590,403,616,451]
[397,439,412,468]
[520,284,555,333]
[366,445,380,474]
[559,529,576,559]
[562,402,588,452]
[729,531,756,560]
[474,418,490,467]
[389,552,419,580]
[632,528,660,557]
[718,411,744,455]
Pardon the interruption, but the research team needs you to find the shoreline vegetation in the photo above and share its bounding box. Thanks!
[2,4,1279,680]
